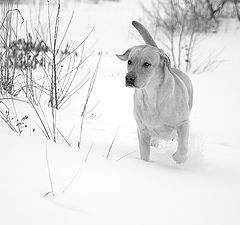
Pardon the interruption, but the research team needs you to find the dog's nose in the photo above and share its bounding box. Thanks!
[125,72,136,86]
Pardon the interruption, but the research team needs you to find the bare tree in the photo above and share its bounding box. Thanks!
[233,0,240,20]
[203,0,240,22]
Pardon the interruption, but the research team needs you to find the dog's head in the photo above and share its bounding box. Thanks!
[117,21,171,89]
[117,45,170,88]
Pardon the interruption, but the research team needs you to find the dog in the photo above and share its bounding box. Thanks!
[117,21,193,163]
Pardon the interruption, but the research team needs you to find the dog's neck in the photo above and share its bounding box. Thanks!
[135,67,175,108]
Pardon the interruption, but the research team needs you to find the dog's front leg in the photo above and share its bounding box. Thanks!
[173,122,189,163]
[137,128,151,161]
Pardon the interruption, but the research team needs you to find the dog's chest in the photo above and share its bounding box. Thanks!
[133,91,177,140]
[134,102,159,125]
[134,91,165,125]
[134,105,176,140]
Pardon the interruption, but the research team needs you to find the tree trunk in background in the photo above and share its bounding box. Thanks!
[234,0,240,21]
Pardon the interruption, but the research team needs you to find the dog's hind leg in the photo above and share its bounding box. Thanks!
[138,128,151,161]
[172,122,189,163]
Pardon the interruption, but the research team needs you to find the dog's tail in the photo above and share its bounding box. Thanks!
[132,21,158,48]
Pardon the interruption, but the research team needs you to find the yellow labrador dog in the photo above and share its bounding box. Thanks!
[117,21,193,163]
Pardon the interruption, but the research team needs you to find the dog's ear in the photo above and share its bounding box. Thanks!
[163,55,171,69]
[158,49,171,69]
[116,48,132,61]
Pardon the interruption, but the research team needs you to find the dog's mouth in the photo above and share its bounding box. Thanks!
[125,81,135,88]
[125,81,144,89]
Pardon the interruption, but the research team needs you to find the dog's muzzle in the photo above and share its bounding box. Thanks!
[125,72,136,87]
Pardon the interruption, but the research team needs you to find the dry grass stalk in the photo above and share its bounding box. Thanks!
[78,52,102,149]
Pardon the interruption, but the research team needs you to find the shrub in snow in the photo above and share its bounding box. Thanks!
[141,0,228,73]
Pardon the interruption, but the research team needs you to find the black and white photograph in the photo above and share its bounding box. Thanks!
[0,0,239,224]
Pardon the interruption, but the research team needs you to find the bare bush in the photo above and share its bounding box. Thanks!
[25,0,100,144]
[0,98,28,133]
[233,0,240,20]
[6,33,49,70]
[142,0,224,73]
[203,0,240,22]
[0,2,24,95]
[0,0,101,148]
[0,2,31,134]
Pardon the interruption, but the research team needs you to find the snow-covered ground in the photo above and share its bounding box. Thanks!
[0,0,240,225]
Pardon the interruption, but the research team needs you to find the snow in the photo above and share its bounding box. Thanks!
[0,0,240,225]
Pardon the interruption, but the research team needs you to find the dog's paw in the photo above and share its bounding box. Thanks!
[150,138,159,148]
[172,151,187,164]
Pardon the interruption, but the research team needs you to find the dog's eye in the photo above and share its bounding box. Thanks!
[128,60,132,65]
[143,62,151,67]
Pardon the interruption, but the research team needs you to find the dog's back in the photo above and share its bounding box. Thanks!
[171,68,193,111]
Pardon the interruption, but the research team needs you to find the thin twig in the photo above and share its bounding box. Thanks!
[57,27,95,66]
[0,97,28,103]
[55,126,71,147]
[57,11,74,53]
[62,143,93,193]
[106,128,118,159]
[77,115,85,149]
[44,139,55,197]
[21,85,51,140]
[84,100,100,117]
[116,151,136,162]
[65,127,74,143]
[78,53,102,148]
[85,143,93,163]
[0,8,24,31]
